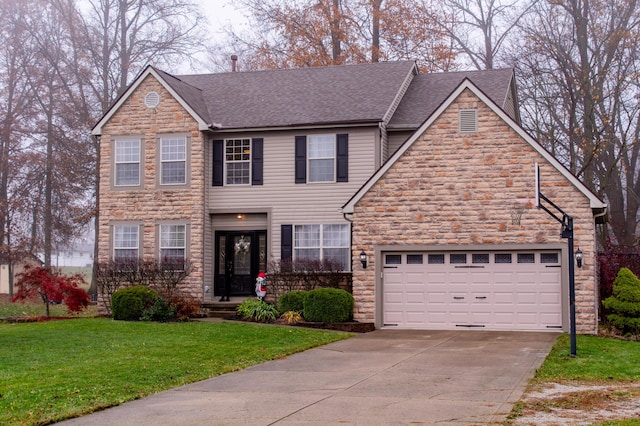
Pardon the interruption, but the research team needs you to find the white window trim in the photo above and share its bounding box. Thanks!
[113,223,140,261]
[224,138,251,186]
[113,137,142,188]
[293,223,350,271]
[159,223,187,261]
[160,136,187,186]
[308,134,336,183]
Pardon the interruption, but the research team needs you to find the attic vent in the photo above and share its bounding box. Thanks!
[144,91,160,108]
[459,109,478,133]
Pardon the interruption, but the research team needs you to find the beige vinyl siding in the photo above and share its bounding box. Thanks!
[206,127,378,263]
[503,88,517,121]
[387,131,414,159]
[380,124,389,166]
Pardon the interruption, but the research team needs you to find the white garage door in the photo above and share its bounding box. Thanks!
[383,251,562,331]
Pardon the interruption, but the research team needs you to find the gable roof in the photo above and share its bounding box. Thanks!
[93,61,419,135]
[342,78,607,214]
[388,68,517,129]
[92,66,211,135]
[174,61,418,129]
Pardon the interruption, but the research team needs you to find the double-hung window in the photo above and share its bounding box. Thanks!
[294,134,347,184]
[113,225,139,261]
[114,139,141,186]
[308,135,335,182]
[160,137,186,185]
[294,224,350,269]
[159,224,186,268]
[225,139,251,185]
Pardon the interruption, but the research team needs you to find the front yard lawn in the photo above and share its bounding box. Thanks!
[0,318,352,425]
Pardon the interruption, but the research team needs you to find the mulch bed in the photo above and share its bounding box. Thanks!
[225,314,375,333]
[291,321,375,333]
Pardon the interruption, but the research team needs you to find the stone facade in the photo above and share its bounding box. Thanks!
[97,75,205,297]
[351,89,600,333]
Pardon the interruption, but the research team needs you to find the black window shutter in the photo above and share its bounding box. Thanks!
[295,136,306,184]
[251,138,263,185]
[336,134,348,182]
[281,224,293,261]
[212,140,224,186]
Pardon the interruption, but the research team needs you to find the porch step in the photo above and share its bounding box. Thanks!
[202,302,240,319]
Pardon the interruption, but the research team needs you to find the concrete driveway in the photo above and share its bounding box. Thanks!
[57,329,557,425]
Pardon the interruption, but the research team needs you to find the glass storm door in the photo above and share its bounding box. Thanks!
[214,231,267,297]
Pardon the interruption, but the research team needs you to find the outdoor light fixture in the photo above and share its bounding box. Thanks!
[575,247,583,268]
[360,250,368,268]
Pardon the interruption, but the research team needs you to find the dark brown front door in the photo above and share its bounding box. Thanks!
[214,231,267,298]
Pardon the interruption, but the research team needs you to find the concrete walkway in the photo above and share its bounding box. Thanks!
[57,329,558,425]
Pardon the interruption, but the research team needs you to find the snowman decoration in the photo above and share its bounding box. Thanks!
[255,272,267,300]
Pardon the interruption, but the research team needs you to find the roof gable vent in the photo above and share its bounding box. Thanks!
[144,91,160,109]
[459,109,478,133]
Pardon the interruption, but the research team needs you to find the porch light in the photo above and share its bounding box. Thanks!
[360,250,368,269]
[575,247,583,268]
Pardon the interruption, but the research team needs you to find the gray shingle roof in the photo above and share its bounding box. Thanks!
[388,68,515,129]
[161,61,417,129]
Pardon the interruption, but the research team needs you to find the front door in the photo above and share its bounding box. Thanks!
[214,231,267,297]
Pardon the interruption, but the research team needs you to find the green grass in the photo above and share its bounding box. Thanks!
[531,334,640,384]
[0,297,98,319]
[0,318,352,425]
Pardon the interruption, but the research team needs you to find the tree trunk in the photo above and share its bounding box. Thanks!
[330,0,342,62]
[371,0,382,62]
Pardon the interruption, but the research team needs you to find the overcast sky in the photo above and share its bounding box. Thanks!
[199,0,247,34]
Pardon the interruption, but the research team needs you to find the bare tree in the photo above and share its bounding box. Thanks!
[437,0,537,69]
[514,0,640,245]
[0,0,209,294]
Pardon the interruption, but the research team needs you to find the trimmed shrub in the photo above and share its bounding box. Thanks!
[236,299,279,323]
[603,268,640,335]
[141,298,176,322]
[278,290,307,314]
[112,286,158,321]
[303,288,354,323]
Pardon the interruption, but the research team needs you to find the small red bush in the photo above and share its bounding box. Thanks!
[12,265,91,317]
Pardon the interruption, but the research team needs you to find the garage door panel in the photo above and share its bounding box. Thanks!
[493,312,515,325]
[383,249,562,331]
[493,292,515,304]
[540,292,561,304]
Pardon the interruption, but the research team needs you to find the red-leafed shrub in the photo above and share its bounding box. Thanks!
[598,240,640,318]
[12,265,91,317]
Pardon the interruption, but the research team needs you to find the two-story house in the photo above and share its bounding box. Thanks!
[92,61,607,333]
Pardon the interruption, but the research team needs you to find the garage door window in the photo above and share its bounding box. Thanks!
[495,253,512,263]
[472,253,490,264]
[518,253,535,263]
[541,253,559,263]
[450,253,467,264]
[428,254,445,264]
[385,254,402,265]
[407,254,423,264]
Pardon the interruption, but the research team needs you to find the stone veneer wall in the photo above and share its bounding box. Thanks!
[351,89,599,333]
[98,75,205,298]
